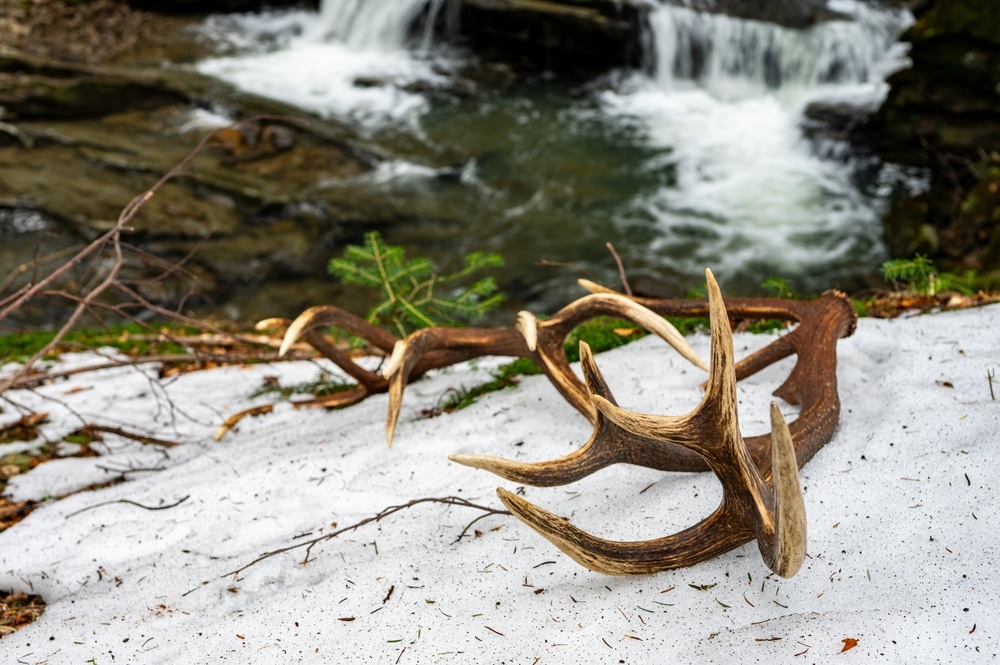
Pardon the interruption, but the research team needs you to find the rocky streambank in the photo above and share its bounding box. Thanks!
[0,44,404,319]
[2,0,995,327]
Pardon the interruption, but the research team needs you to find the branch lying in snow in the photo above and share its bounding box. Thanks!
[218,496,511,581]
[73,424,183,449]
[4,349,312,392]
[0,115,312,398]
[65,494,190,518]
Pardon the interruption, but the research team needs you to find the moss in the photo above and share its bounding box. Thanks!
[249,374,356,401]
[908,0,1000,46]
[0,323,193,364]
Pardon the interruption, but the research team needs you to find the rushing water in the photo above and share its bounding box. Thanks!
[196,0,917,315]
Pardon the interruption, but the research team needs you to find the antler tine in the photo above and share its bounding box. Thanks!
[450,340,704,483]
[383,293,706,446]
[548,293,708,373]
[494,405,806,577]
[494,269,810,577]
[453,339,710,482]
[279,305,398,357]
[269,307,390,395]
[383,336,424,447]
[763,401,807,577]
[383,326,531,445]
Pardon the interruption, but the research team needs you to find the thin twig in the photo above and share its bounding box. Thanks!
[221,496,509,579]
[213,404,274,441]
[988,368,996,401]
[605,242,633,296]
[65,495,190,518]
[0,245,86,295]
[0,118,289,395]
[76,424,183,448]
[3,351,307,391]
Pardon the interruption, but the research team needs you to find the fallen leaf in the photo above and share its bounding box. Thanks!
[840,637,858,653]
[214,404,274,441]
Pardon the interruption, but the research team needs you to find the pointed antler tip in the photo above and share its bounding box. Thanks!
[279,308,326,356]
[515,311,539,352]
[255,317,289,332]
[578,278,616,294]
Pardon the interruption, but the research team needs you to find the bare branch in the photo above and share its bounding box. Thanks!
[65,495,190,519]
[605,242,633,296]
[221,497,509,579]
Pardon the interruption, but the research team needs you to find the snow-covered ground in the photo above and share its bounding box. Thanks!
[1,304,998,663]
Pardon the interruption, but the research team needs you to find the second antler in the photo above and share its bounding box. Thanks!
[476,270,838,577]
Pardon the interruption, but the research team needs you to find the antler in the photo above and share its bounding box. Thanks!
[272,266,853,575]
[278,293,707,445]
[456,270,854,577]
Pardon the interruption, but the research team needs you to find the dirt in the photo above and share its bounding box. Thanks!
[0,0,208,66]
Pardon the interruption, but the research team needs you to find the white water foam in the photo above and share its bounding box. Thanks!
[604,0,914,286]
[649,0,909,101]
[196,0,447,127]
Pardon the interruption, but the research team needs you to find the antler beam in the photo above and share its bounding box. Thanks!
[278,293,707,445]
[487,270,809,576]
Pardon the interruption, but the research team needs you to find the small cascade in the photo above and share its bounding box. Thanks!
[197,0,451,124]
[194,0,921,302]
[598,1,916,286]
[316,0,446,52]
[647,1,910,100]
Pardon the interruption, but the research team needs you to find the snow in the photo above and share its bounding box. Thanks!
[1,305,998,663]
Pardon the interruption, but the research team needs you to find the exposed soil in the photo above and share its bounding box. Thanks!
[0,591,45,638]
[0,0,205,64]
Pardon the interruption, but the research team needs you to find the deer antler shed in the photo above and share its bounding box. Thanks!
[276,268,855,577]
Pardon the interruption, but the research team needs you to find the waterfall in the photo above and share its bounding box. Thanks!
[647,1,910,100]
[197,0,450,124]
[316,0,446,52]
[601,0,915,285]
[193,0,919,297]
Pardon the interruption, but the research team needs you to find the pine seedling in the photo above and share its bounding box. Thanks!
[762,275,799,299]
[881,254,940,295]
[329,231,504,336]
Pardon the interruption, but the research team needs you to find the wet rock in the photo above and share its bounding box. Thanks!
[0,49,188,119]
[449,0,647,76]
[437,0,863,79]
[877,0,1000,276]
[663,0,851,29]
[0,46,404,320]
[126,0,312,13]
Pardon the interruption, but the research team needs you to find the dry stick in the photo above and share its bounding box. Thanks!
[35,286,297,359]
[77,424,183,448]
[221,497,510,579]
[0,138,208,391]
[65,495,190,519]
[111,283,277,348]
[4,352,303,391]
[0,118,280,394]
[0,245,87,296]
[605,242,633,296]
[0,225,127,395]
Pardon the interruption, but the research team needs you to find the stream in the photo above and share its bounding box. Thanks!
[195,0,918,313]
[3,0,923,325]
